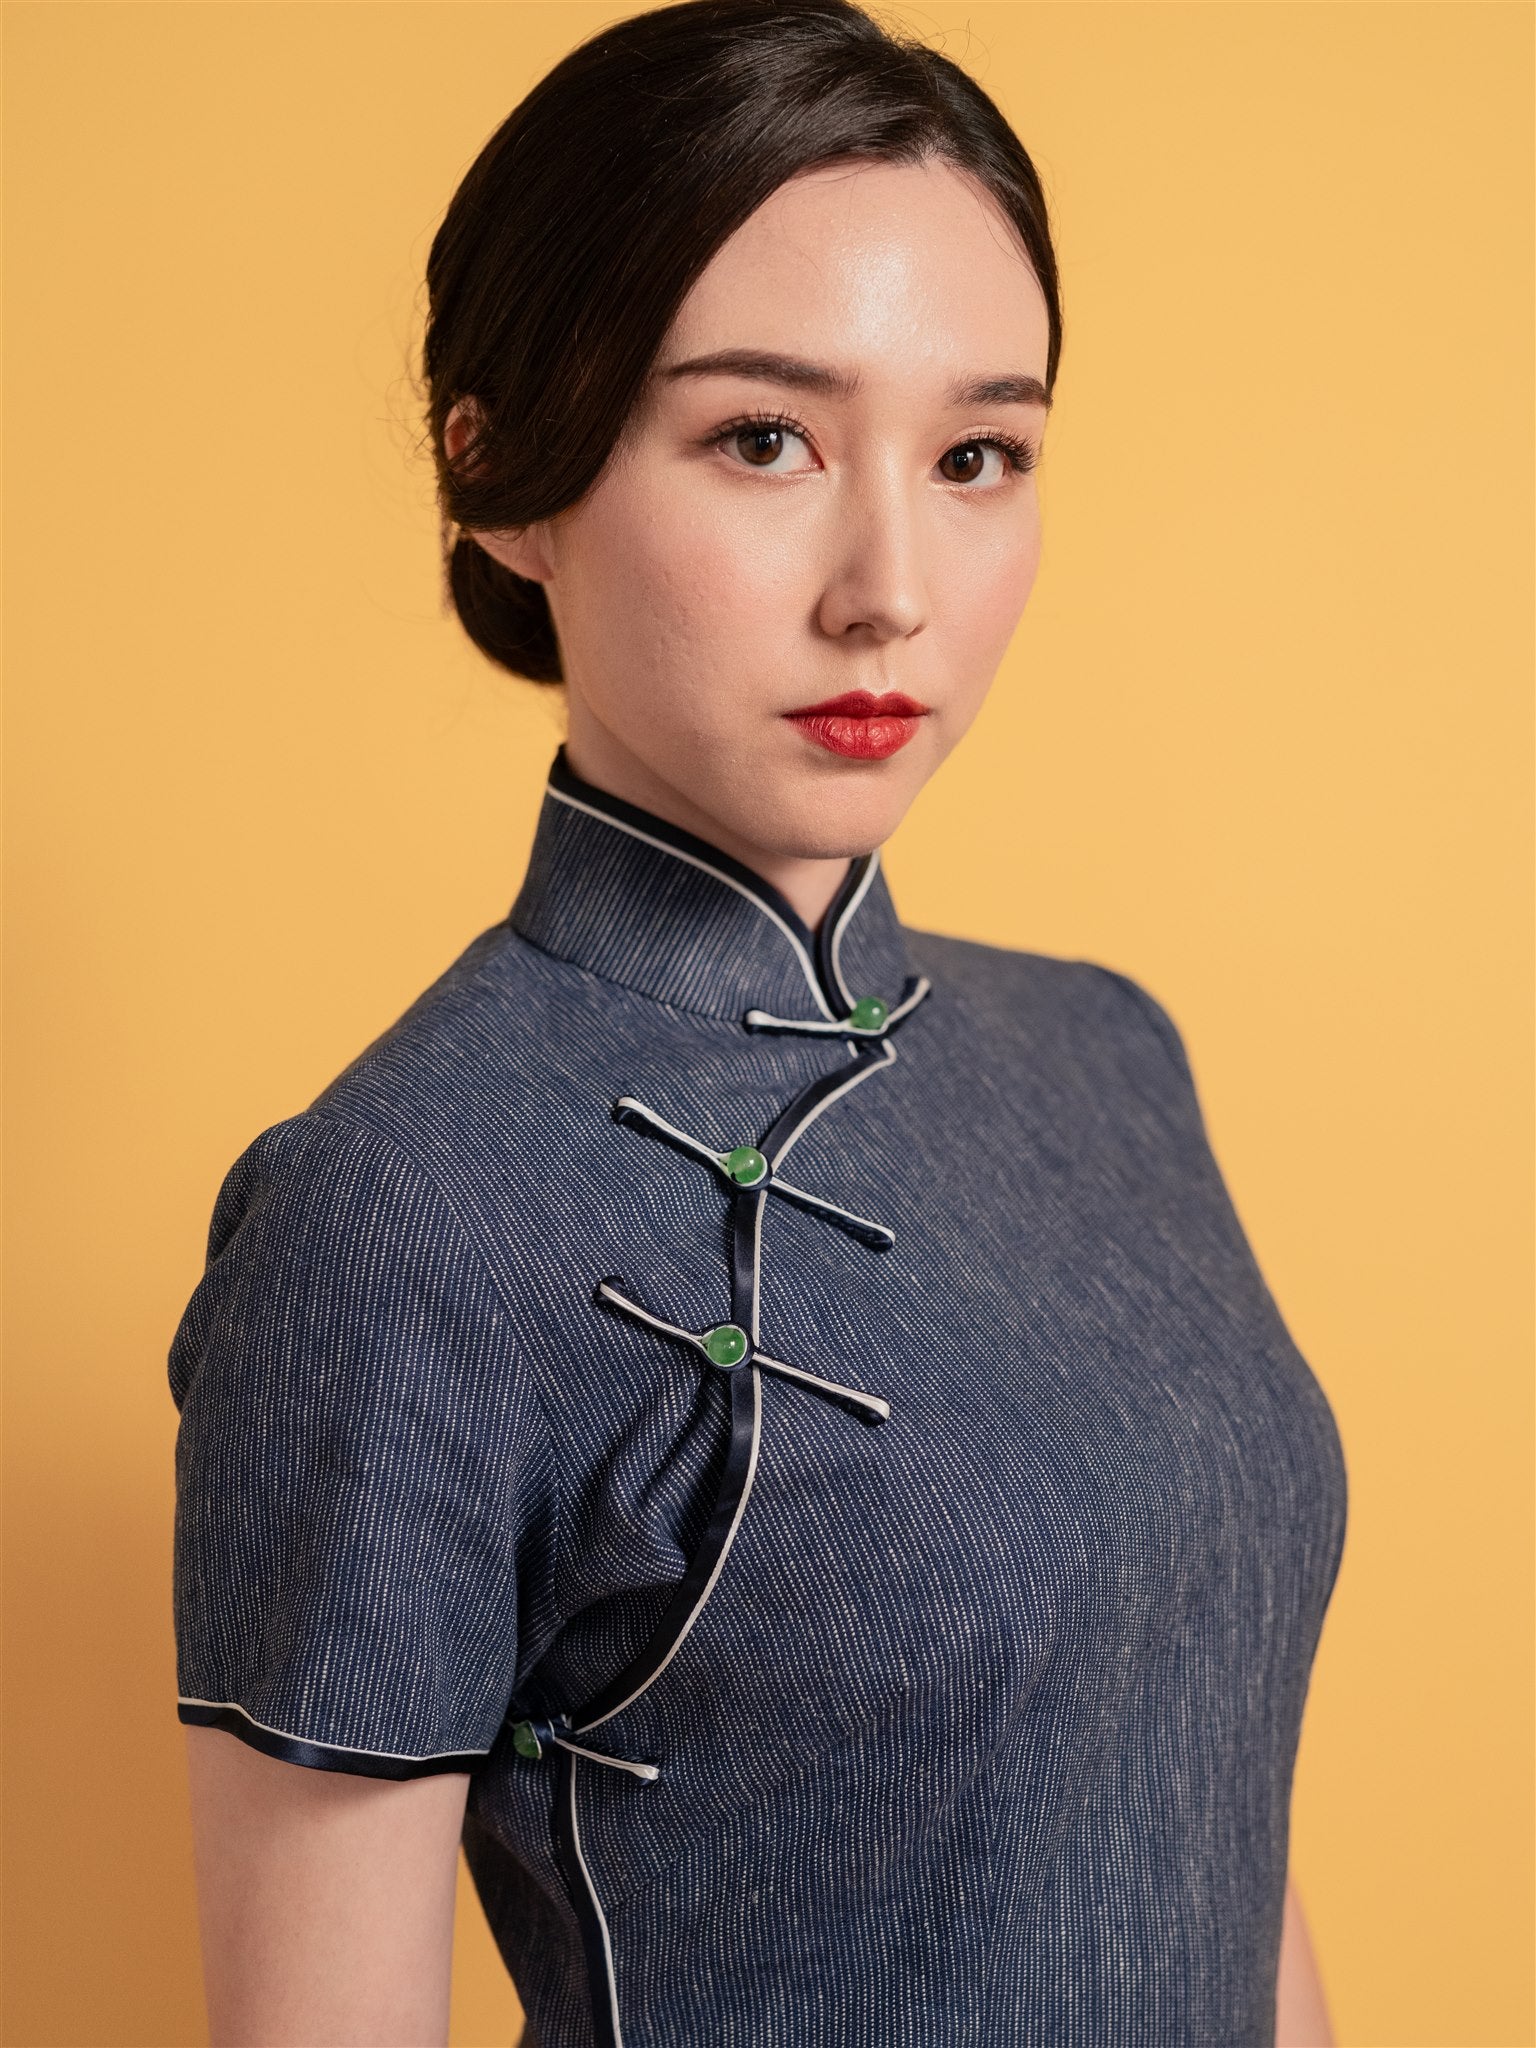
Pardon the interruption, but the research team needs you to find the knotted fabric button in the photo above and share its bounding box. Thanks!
[703,1322,750,1367]
[847,995,889,1031]
[722,1144,768,1186]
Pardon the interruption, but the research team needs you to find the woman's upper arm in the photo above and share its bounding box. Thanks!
[183,1723,471,2048]
[1276,1872,1336,2048]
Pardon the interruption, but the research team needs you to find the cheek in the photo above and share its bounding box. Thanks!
[942,510,1043,669]
[553,475,786,751]
[581,478,776,655]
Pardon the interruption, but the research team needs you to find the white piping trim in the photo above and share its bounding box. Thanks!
[826,851,879,1010]
[742,1012,875,1036]
[576,1365,764,1732]
[565,1755,626,2046]
[883,976,932,1025]
[743,973,932,1037]
[176,1697,490,1763]
[552,1735,659,1782]
[752,1352,892,1425]
[593,1282,706,1352]
[750,1189,765,1346]
[546,784,836,1020]
[771,1038,897,1166]
[768,1176,894,1248]
[613,1097,725,1172]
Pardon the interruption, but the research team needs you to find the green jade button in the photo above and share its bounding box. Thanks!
[722,1144,768,1186]
[703,1322,750,1367]
[510,1720,544,1760]
[847,995,889,1031]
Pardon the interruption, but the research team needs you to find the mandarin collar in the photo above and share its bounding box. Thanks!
[509,746,917,1028]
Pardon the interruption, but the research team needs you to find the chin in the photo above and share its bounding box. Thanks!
[741,760,922,860]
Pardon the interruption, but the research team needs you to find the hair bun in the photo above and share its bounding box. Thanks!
[447,534,562,685]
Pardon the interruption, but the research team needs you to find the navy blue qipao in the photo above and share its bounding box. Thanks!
[169,745,1348,2048]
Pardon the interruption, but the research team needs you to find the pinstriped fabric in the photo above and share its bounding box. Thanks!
[168,745,1348,2047]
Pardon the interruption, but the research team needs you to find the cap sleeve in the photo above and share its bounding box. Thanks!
[169,1110,553,1779]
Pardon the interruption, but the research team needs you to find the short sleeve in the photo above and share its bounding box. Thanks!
[169,1110,553,1779]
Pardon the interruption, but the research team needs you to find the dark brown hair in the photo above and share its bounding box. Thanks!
[422,0,1063,683]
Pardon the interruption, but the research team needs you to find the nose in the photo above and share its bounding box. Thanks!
[815,461,930,644]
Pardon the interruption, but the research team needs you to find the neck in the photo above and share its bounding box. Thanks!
[562,726,853,933]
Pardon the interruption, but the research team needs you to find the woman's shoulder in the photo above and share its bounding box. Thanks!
[305,915,594,1131]
[903,922,1193,1085]
[185,921,583,1270]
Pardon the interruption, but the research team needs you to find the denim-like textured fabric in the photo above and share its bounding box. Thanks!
[169,747,1348,2047]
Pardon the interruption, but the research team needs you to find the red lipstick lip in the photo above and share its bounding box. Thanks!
[782,689,930,762]
[782,688,930,718]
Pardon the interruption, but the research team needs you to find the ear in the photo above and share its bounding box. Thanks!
[444,397,555,585]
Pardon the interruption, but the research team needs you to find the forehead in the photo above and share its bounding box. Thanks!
[659,157,1051,397]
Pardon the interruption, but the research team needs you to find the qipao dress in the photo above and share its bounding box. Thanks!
[168,744,1349,2048]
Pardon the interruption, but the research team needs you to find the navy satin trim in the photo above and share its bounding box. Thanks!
[176,1701,483,1779]
[536,922,899,2042]
[731,1173,762,1332]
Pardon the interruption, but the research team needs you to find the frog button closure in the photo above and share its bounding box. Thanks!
[740,975,930,1037]
[507,1708,659,1782]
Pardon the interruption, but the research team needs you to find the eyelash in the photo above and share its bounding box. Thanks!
[704,409,1039,479]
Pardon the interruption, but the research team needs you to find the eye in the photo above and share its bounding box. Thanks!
[938,433,1039,487]
[700,413,1041,485]
[706,411,818,472]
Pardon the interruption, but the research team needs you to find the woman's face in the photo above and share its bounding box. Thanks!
[463,155,1052,895]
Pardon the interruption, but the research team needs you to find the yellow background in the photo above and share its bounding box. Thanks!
[5,3,1531,2043]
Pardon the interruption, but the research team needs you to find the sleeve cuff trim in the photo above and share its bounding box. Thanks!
[177,1697,490,1778]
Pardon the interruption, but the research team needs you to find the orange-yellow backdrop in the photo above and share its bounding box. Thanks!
[5,3,1531,2044]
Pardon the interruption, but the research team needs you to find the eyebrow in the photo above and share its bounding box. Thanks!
[655,347,1051,411]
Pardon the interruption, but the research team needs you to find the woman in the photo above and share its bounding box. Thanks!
[170,2,1348,2043]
